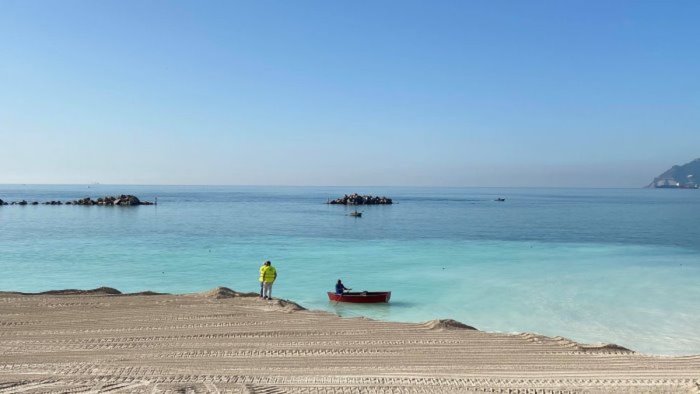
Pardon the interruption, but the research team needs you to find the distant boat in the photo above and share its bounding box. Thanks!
[349,210,362,217]
[495,198,506,202]
[327,291,391,303]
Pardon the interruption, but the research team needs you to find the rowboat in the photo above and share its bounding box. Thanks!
[327,291,391,303]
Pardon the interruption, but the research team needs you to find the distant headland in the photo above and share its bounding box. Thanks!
[0,194,154,206]
[647,158,700,189]
[327,193,393,205]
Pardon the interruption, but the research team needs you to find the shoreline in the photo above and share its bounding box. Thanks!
[1,286,637,353]
[1,287,698,393]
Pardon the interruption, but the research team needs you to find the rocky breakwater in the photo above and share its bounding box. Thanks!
[0,195,154,206]
[327,193,393,205]
[69,195,154,206]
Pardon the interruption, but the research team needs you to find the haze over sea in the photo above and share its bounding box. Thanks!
[1,184,698,355]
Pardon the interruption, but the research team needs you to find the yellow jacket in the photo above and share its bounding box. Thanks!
[260,265,277,283]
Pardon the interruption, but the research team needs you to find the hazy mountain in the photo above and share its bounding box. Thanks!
[648,158,700,188]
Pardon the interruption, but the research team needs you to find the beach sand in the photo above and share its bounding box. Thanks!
[0,287,698,393]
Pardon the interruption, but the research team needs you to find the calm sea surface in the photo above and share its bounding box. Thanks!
[1,185,698,355]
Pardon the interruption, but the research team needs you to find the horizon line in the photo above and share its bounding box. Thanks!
[0,182,650,190]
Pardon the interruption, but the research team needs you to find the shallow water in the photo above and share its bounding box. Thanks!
[1,185,698,355]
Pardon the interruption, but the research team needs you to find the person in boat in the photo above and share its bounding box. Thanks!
[335,279,351,295]
[259,261,277,300]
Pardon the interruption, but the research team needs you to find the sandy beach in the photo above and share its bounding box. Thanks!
[1,287,698,393]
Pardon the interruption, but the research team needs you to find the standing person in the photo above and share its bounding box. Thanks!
[258,261,268,298]
[335,279,351,295]
[260,261,277,300]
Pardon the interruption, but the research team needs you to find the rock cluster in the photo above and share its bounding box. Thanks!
[1,200,30,206]
[327,193,393,205]
[0,195,154,206]
[70,195,154,206]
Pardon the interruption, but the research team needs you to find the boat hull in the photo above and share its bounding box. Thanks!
[327,291,391,303]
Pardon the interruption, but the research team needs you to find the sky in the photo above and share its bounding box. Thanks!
[1,1,698,187]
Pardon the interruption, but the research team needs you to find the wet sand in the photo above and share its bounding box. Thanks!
[0,287,698,393]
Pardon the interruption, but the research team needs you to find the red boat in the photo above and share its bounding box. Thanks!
[327,291,391,303]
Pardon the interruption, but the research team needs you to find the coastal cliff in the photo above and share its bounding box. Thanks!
[647,158,700,188]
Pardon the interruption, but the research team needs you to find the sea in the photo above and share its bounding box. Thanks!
[1,185,698,355]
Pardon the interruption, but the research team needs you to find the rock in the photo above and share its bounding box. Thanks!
[31,201,38,205]
[578,343,633,353]
[422,319,477,331]
[18,200,27,206]
[126,195,141,205]
[126,290,166,296]
[202,287,259,299]
[37,287,122,295]
[270,298,306,312]
[77,197,95,205]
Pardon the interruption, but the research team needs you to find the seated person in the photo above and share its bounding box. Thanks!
[335,279,351,295]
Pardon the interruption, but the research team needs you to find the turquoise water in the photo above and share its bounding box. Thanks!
[1,185,699,355]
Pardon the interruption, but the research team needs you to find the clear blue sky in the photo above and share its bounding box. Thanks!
[1,1,698,187]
